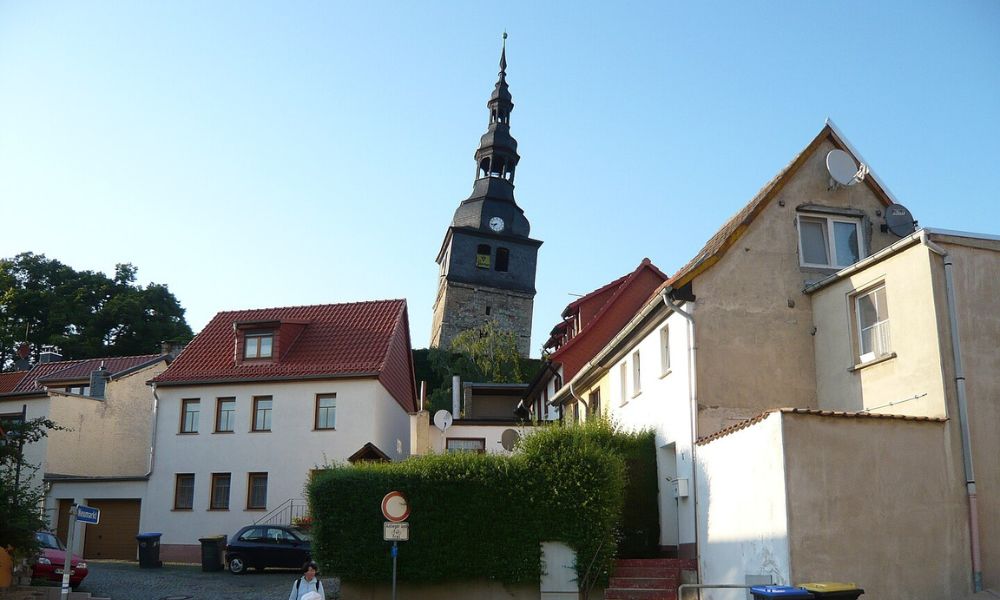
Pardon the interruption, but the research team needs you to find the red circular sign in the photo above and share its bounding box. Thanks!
[381,491,410,522]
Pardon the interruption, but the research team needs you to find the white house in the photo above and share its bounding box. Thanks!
[145,300,417,562]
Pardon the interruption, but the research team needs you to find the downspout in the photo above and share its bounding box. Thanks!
[568,381,588,420]
[921,231,983,592]
[147,383,160,478]
[660,289,701,572]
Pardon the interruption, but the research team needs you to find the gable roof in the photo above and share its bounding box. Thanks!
[0,372,28,394]
[9,354,166,394]
[547,258,668,357]
[657,122,896,296]
[150,300,417,412]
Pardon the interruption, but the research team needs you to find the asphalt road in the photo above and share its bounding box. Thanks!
[73,561,338,600]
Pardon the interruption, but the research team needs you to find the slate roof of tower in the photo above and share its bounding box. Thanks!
[150,300,417,412]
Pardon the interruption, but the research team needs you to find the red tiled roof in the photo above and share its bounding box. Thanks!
[150,300,417,412]
[0,372,27,394]
[697,407,947,445]
[651,124,895,301]
[10,355,165,394]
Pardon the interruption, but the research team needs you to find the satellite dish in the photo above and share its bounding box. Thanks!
[883,203,917,237]
[433,410,453,432]
[500,429,521,451]
[826,149,861,187]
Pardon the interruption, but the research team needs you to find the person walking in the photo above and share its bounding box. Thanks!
[288,560,324,600]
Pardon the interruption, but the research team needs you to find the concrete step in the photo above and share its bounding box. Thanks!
[609,576,677,590]
[604,588,678,600]
[612,566,681,579]
[613,558,695,569]
[0,587,110,600]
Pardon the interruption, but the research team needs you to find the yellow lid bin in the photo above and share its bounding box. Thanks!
[797,582,864,599]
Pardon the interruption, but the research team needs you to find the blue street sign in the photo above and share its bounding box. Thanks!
[76,505,100,525]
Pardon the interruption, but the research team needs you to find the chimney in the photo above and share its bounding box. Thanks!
[160,340,186,358]
[90,364,109,399]
[451,375,461,419]
[39,346,62,364]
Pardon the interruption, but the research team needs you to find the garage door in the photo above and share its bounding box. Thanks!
[83,500,141,560]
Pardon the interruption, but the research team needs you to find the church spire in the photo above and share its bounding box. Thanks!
[474,32,519,185]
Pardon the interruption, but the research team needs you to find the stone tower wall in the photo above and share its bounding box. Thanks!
[430,280,533,356]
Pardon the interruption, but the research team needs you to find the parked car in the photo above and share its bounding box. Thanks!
[225,525,311,574]
[32,531,88,589]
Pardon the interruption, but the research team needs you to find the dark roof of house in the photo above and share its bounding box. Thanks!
[654,124,895,298]
[697,407,947,446]
[9,354,165,394]
[150,300,417,412]
[0,372,27,394]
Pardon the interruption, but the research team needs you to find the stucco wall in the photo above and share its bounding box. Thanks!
[426,421,536,455]
[811,241,949,417]
[782,413,969,599]
[609,309,695,550]
[694,139,898,436]
[143,377,411,549]
[696,412,790,599]
[46,362,167,477]
[941,237,1000,591]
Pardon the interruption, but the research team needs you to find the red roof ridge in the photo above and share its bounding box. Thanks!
[550,259,668,359]
[212,298,407,318]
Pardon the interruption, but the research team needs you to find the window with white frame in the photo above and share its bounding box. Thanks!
[854,284,891,363]
[797,214,863,269]
[631,350,641,397]
[660,326,670,375]
[446,438,486,453]
[619,362,628,406]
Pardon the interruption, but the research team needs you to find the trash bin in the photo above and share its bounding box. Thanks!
[136,532,162,568]
[198,535,227,572]
[798,582,864,599]
[750,585,814,599]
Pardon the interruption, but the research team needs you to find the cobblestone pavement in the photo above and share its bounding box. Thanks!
[76,561,328,600]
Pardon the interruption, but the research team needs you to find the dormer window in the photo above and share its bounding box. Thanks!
[244,331,274,359]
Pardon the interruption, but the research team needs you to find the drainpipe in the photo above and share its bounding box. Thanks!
[147,384,160,478]
[920,231,983,592]
[660,289,701,575]
[568,381,588,421]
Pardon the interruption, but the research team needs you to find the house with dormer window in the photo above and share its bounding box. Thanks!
[145,300,416,562]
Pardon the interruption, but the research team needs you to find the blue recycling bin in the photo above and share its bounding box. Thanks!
[750,585,814,599]
[136,532,162,568]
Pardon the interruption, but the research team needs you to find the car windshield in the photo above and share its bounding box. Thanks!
[290,528,311,541]
[36,532,65,550]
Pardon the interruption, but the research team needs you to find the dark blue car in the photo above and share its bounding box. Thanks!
[225,525,311,574]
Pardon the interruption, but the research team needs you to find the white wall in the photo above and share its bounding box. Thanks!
[0,395,52,492]
[607,308,695,549]
[45,480,149,555]
[428,422,537,455]
[697,412,790,600]
[143,377,411,546]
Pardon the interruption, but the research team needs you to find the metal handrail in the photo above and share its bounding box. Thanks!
[254,498,308,526]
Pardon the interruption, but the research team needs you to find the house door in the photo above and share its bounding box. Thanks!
[658,443,679,553]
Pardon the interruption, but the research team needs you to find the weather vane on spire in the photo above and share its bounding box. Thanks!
[500,31,508,74]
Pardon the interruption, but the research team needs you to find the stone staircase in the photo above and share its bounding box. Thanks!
[604,558,697,600]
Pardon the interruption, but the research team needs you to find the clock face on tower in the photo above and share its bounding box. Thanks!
[489,216,505,232]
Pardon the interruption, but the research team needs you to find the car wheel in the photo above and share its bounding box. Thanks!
[228,556,247,574]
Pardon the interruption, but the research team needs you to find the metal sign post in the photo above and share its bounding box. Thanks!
[61,504,99,600]
[381,491,410,600]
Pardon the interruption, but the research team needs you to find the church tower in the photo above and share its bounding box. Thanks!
[430,38,541,357]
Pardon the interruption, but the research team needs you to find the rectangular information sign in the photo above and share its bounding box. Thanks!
[76,505,100,525]
[383,522,409,541]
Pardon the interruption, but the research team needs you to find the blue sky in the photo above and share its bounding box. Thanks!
[1,2,998,357]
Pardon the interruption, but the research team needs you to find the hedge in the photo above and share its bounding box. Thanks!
[308,420,656,585]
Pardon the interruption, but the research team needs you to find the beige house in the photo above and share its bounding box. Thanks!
[0,354,171,560]
[550,122,997,598]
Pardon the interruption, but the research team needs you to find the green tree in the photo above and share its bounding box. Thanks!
[0,416,64,560]
[0,253,193,368]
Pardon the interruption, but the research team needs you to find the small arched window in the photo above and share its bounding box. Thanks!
[476,244,491,269]
[495,247,510,272]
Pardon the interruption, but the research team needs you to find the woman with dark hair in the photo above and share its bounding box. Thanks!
[287,560,324,600]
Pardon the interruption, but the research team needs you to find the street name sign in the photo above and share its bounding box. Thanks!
[76,505,100,525]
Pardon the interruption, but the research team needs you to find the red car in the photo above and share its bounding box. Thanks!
[32,531,88,589]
